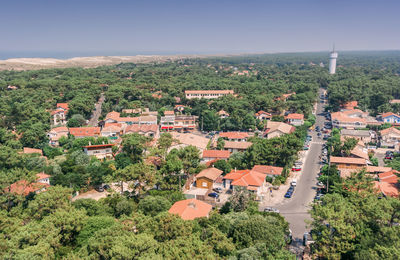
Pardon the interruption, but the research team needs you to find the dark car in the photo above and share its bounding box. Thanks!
[315,126,320,131]
[323,135,329,140]
[208,192,219,198]
[284,191,293,198]
[103,184,111,190]
[385,151,394,160]
[95,185,104,192]
[213,187,222,193]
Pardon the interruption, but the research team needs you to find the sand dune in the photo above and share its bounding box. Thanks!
[0,54,212,71]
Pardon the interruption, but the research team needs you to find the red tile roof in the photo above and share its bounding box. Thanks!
[285,113,304,120]
[381,112,399,118]
[366,166,392,173]
[56,103,69,111]
[69,127,101,137]
[252,165,283,176]
[255,110,272,117]
[50,126,69,133]
[378,170,399,184]
[330,156,366,165]
[36,172,51,180]
[380,127,400,136]
[343,101,358,109]
[6,174,51,196]
[202,150,230,159]
[224,141,252,150]
[374,181,399,197]
[224,169,266,188]
[219,132,249,139]
[168,199,212,220]
[125,124,158,134]
[196,168,223,181]
[82,144,114,149]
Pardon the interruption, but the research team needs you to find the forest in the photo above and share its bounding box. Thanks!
[1,51,400,258]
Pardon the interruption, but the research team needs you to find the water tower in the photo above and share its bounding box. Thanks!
[329,46,338,74]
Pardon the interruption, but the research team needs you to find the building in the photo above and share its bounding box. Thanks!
[51,103,69,126]
[251,165,283,178]
[380,127,400,148]
[285,113,304,126]
[329,48,338,74]
[160,114,197,131]
[202,150,230,162]
[330,156,367,169]
[104,111,154,125]
[185,90,234,99]
[341,129,372,143]
[83,144,114,159]
[223,169,267,198]
[366,166,392,174]
[218,110,230,119]
[374,170,399,197]
[22,147,43,155]
[5,173,51,196]
[101,123,124,137]
[168,199,213,220]
[264,121,295,139]
[223,141,252,153]
[379,112,400,124]
[47,126,69,146]
[219,132,249,142]
[255,111,272,121]
[331,109,368,129]
[195,168,223,189]
[124,124,159,138]
[69,127,101,138]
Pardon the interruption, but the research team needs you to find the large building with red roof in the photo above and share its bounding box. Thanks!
[185,90,234,99]
[69,127,101,138]
[219,132,249,142]
[223,169,267,197]
[83,144,114,159]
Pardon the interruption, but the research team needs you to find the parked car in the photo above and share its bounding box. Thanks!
[95,185,104,192]
[303,146,309,150]
[317,181,324,187]
[284,191,293,198]
[385,151,394,160]
[264,207,280,213]
[292,165,302,171]
[323,135,329,140]
[208,192,219,198]
[291,180,297,186]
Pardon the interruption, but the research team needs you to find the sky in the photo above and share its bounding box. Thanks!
[0,0,399,58]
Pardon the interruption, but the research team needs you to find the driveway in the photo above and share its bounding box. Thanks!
[72,189,109,201]
[273,88,326,240]
[87,92,105,126]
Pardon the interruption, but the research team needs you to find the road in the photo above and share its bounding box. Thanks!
[87,93,105,126]
[275,88,327,242]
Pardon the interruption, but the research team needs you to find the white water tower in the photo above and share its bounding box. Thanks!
[329,46,338,74]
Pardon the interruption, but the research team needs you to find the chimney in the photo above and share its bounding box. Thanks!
[89,141,92,146]
[235,167,237,172]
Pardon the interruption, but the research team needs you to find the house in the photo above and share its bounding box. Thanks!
[374,170,399,197]
[255,111,272,121]
[5,173,51,196]
[219,132,249,142]
[83,144,114,159]
[223,141,252,153]
[104,111,140,125]
[285,113,304,126]
[350,147,370,162]
[264,121,295,139]
[7,85,18,90]
[389,99,400,104]
[330,156,367,169]
[202,150,230,162]
[185,90,234,99]
[160,114,197,131]
[47,126,69,146]
[168,199,212,220]
[331,109,368,129]
[101,123,125,137]
[124,124,159,138]
[51,103,69,126]
[251,165,283,178]
[223,169,267,197]
[380,127,400,147]
[22,147,43,155]
[218,110,230,119]
[195,168,223,189]
[341,129,373,143]
[69,127,101,138]
[379,112,400,124]
[170,132,210,152]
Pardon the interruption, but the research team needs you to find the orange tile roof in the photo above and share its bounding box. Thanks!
[50,126,69,133]
[331,112,367,123]
[218,110,229,116]
[285,113,304,120]
[224,141,252,150]
[350,148,369,160]
[82,144,114,149]
[330,156,366,165]
[255,110,272,117]
[378,170,399,184]
[374,181,399,197]
[381,112,399,118]
[224,169,266,187]
[69,127,101,137]
[36,172,51,180]
[252,165,283,176]
[168,199,212,220]
[185,90,234,94]
[6,180,49,196]
[343,101,358,109]
[196,168,223,181]
[219,132,249,139]
[366,166,392,173]
[56,103,69,110]
[105,111,121,120]
[23,147,43,155]
[380,127,400,136]
[265,121,295,135]
[202,150,230,159]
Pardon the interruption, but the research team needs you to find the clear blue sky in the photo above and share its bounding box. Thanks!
[0,0,399,56]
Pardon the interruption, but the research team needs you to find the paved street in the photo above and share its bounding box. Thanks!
[87,93,105,126]
[274,88,326,241]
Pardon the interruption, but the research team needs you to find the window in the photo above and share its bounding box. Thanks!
[202,182,208,188]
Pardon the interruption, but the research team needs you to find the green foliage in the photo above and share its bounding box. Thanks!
[138,196,171,216]
[214,159,232,174]
[66,114,86,127]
